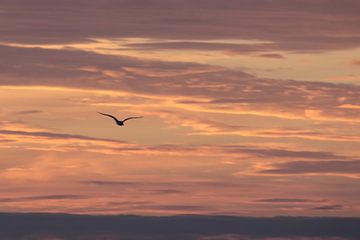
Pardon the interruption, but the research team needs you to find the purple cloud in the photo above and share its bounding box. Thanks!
[256,198,326,203]
[0,194,85,202]
[0,129,127,143]
[257,53,285,59]
[312,204,345,211]
[13,110,43,115]
[1,0,360,53]
[259,160,360,175]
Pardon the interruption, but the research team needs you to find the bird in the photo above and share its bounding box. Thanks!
[98,112,143,126]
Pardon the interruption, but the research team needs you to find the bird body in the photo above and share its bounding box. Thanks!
[98,112,143,126]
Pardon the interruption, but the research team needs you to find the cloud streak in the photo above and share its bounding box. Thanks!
[0,194,85,203]
[256,198,326,203]
[258,160,360,177]
[312,205,345,211]
[0,129,126,143]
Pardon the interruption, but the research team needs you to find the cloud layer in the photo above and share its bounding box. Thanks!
[1,45,359,123]
[1,0,360,54]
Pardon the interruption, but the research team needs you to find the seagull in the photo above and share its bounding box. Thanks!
[98,112,143,126]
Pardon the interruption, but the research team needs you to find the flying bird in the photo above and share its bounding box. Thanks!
[98,112,143,126]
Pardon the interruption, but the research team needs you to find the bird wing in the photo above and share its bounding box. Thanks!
[122,116,144,122]
[98,112,120,123]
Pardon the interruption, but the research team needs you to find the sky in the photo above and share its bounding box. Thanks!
[0,0,359,217]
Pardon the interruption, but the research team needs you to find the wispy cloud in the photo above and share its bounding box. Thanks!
[257,53,286,59]
[256,198,327,203]
[13,110,43,115]
[312,204,345,211]
[257,160,360,178]
[0,194,85,203]
[0,129,126,143]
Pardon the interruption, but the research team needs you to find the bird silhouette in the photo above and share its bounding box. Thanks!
[98,112,143,126]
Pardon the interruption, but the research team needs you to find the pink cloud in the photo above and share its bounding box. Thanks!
[352,60,360,66]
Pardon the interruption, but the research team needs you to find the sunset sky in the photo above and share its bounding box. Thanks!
[0,0,359,217]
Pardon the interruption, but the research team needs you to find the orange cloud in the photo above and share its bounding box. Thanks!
[1,44,359,124]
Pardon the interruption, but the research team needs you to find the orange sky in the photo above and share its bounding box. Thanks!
[0,0,359,216]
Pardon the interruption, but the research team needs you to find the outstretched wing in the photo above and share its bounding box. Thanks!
[98,112,120,123]
[122,116,143,123]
